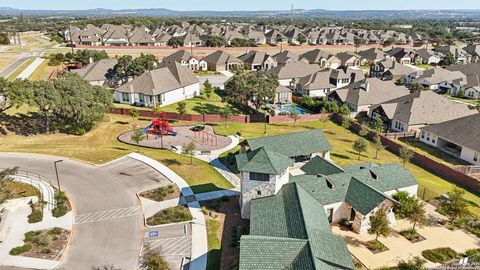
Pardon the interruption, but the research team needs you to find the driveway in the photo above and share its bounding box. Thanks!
[0,154,144,270]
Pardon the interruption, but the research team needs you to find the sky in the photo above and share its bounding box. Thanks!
[2,0,480,11]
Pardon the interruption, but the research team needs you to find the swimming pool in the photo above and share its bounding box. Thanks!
[273,104,312,115]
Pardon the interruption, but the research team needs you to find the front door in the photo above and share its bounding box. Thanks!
[350,208,356,221]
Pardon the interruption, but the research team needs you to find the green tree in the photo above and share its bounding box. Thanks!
[338,104,350,117]
[456,88,465,98]
[399,146,414,167]
[248,71,278,110]
[205,36,227,47]
[408,83,428,92]
[359,123,370,137]
[130,107,140,121]
[439,188,470,225]
[142,244,169,270]
[51,72,112,134]
[290,109,299,127]
[439,53,455,67]
[368,208,390,241]
[353,138,368,160]
[0,167,18,204]
[182,141,196,165]
[320,107,328,130]
[223,72,251,109]
[220,107,231,128]
[167,36,183,48]
[393,191,418,219]
[372,135,385,159]
[130,129,145,153]
[176,101,187,121]
[32,80,60,133]
[407,201,426,232]
[341,117,352,134]
[0,78,33,115]
[230,38,255,47]
[0,33,9,45]
[371,117,384,135]
[297,34,307,45]
[397,256,427,270]
[203,79,213,100]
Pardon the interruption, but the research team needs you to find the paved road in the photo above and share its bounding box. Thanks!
[0,154,143,270]
[0,55,32,78]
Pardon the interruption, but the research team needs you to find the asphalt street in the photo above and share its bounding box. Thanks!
[0,154,144,270]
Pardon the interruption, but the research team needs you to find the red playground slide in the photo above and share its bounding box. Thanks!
[144,112,177,137]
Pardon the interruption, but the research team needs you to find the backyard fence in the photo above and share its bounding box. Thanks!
[454,165,480,176]
[330,113,480,195]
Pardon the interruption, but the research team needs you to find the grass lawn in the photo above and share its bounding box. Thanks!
[0,110,234,194]
[397,138,471,167]
[445,95,480,105]
[146,205,192,226]
[213,120,480,217]
[205,218,221,270]
[7,57,36,81]
[29,59,60,81]
[0,55,16,74]
[415,64,434,69]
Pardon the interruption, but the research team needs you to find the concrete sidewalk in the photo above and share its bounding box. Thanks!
[127,153,207,270]
[16,57,44,79]
[12,175,56,211]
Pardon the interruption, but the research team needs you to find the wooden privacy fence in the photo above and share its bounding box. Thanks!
[330,113,480,194]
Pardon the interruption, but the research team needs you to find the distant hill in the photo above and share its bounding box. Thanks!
[1,7,480,20]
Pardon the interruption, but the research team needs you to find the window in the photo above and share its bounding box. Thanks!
[121,93,130,102]
[474,152,479,162]
[249,172,270,182]
[421,131,425,139]
[138,94,144,103]
[257,190,262,196]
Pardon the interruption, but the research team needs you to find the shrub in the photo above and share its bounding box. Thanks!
[32,234,51,246]
[49,227,62,235]
[52,204,68,218]
[367,240,385,252]
[24,231,36,242]
[146,206,192,226]
[465,249,479,257]
[9,244,32,255]
[422,247,458,263]
[28,202,43,223]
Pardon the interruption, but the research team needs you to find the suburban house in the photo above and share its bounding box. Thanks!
[162,50,207,71]
[179,32,204,47]
[404,67,467,94]
[296,67,365,98]
[446,63,480,99]
[272,50,301,66]
[464,44,480,63]
[327,78,411,117]
[244,30,267,45]
[386,47,417,64]
[415,48,441,65]
[266,61,321,88]
[102,27,130,46]
[357,48,388,64]
[128,27,156,46]
[113,62,200,107]
[369,58,415,81]
[419,114,480,165]
[370,91,477,132]
[237,131,418,270]
[434,45,470,64]
[300,49,342,69]
[71,58,118,86]
[265,29,288,44]
[203,50,243,71]
[238,51,277,70]
[336,52,367,67]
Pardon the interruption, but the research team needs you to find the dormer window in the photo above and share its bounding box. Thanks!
[325,177,335,189]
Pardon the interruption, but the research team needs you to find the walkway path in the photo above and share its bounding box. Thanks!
[11,174,56,211]
[127,153,208,270]
[0,53,34,78]
[16,57,44,79]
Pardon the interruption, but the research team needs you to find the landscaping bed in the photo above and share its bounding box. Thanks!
[146,205,192,226]
[10,227,70,260]
[3,181,40,199]
[200,196,249,270]
[365,240,389,254]
[52,191,71,218]
[399,229,425,243]
[28,200,43,223]
[139,184,181,202]
[421,247,460,263]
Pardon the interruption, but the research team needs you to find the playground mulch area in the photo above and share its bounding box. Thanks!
[118,125,232,152]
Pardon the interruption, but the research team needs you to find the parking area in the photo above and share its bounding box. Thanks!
[143,223,192,270]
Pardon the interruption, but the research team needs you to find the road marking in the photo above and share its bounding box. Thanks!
[142,235,191,256]
[75,206,142,224]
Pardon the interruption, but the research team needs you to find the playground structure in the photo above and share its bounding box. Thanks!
[145,112,177,139]
[192,128,218,147]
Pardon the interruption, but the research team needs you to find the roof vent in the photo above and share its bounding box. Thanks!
[325,177,335,190]
[361,82,370,92]
[369,170,379,180]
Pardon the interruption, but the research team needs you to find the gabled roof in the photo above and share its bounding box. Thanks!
[238,51,273,65]
[163,50,197,62]
[331,78,410,106]
[372,90,477,126]
[115,62,198,95]
[300,156,345,176]
[272,50,300,65]
[235,147,294,175]
[421,113,480,152]
[267,61,321,80]
[203,50,241,65]
[357,48,387,62]
[298,71,336,90]
[345,178,392,215]
[246,130,331,158]
[300,49,331,64]
[71,58,118,82]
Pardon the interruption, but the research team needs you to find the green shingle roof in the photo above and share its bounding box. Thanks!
[300,156,345,176]
[236,147,294,175]
[246,130,332,158]
[245,183,355,270]
[345,178,391,215]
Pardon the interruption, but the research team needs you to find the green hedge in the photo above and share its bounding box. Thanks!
[422,247,458,263]
[9,244,32,255]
